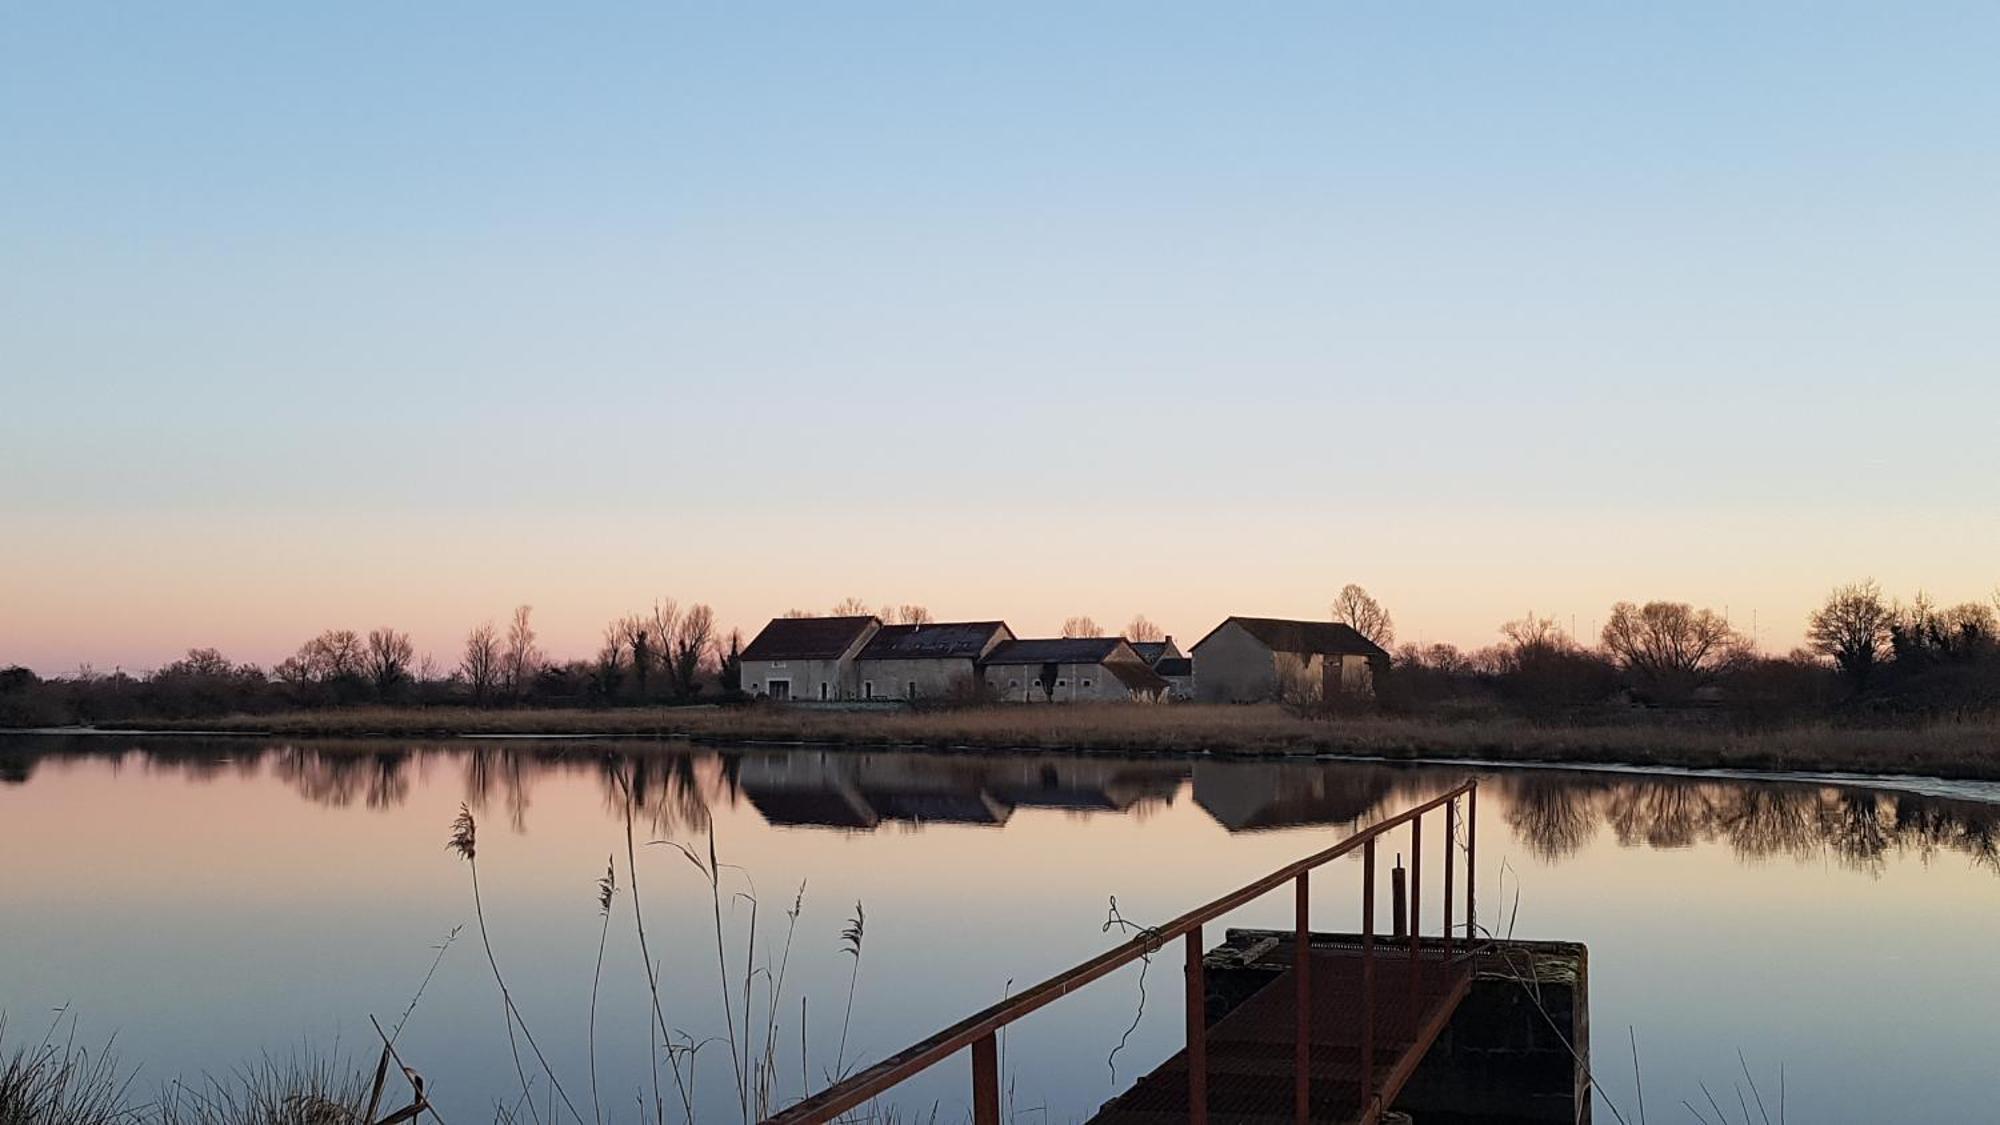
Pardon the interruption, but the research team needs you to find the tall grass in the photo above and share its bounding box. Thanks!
[0,1015,134,1125]
[102,704,2000,782]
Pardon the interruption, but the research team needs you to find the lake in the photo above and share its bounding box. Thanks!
[3,733,1997,1123]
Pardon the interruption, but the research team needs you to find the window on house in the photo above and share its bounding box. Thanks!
[1056,679,1067,688]
[1009,679,1020,689]
[772,661,787,668]
[863,680,874,699]
[1082,679,1093,688]
[1031,679,1041,688]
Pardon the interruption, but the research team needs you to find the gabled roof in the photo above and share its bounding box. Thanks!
[1128,641,1176,665]
[741,616,879,661]
[857,621,1011,662]
[1105,661,1171,695]
[1191,617,1390,660]
[981,637,1136,665]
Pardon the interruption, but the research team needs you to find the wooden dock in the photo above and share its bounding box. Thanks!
[765,782,1483,1125]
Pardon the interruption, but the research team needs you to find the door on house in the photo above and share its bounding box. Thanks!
[769,679,791,701]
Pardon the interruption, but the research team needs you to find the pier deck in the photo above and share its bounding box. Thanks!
[1092,941,1473,1125]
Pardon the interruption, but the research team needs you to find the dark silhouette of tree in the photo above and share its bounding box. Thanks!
[670,603,715,697]
[830,597,872,617]
[1600,600,1746,701]
[364,628,414,699]
[1124,615,1165,643]
[718,630,743,694]
[621,617,653,700]
[1331,584,1395,647]
[1061,616,1102,638]
[594,624,625,700]
[502,605,541,700]
[461,622,502,706]
[890,604,934,626]
[1808,581,1894,689]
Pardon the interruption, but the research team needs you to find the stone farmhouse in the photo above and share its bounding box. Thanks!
[740,617,1169,703]
[979,637,1170,702]
[855,620,1013,699]
[739,613,1387,705]
[1187,616,1390,703]
[738,615,879,702]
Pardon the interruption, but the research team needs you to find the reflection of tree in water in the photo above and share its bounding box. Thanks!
[1492,772,2000,876]
[1895,797,2000,871]
[1505,776,1601,861]
[461,748,533,832]
[601,752,718,837]
[1827,791,1892,874]
[272,745,412,810]
[1605,781,1716,849]
[1712,786,1821,860]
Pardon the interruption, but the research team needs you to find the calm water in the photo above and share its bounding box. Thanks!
[4,734,1998,1123]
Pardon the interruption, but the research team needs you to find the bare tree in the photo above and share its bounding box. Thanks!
[1501,614,1572,655]
[781,608,814,619]
[1600,600,1745,698]
[594,623,625,699]
[502,604,541,699]
[1061,616,1103,638]
[616,615,654,699]
[1331,584,1395,647]
[1123,615,1165,643]
[304,629,363,681]
[830,597,873,617]
[649,598,680,654]
[670,603,716,697]
[1807,581,1894,688]
[461,622,502,706]
[891,604,934,626]
[363,627,415,697]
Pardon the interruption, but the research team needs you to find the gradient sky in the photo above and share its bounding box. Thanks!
[4,3,1998,674]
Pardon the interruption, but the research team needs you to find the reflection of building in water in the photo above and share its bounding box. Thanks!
[981,759,1183,813]
[736,752,1186,830]
[1193,761,1398,832]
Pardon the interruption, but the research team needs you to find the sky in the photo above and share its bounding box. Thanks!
[4,3,1998,674]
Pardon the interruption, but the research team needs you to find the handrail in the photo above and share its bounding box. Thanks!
[764,779,1478,1125]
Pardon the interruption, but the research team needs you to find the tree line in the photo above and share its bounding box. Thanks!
[1334,579,2000,723]
[0,597,753,726]
[4,583,1996,726]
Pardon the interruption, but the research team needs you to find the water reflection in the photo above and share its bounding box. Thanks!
[6,734,1997,872]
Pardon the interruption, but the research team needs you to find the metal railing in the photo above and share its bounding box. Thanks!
[764,779,1478,1125]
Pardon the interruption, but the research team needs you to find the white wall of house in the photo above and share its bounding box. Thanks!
[982,661,1141,702]
[743,657,858,701]
[1192,621,1279,702]
[1192,622,1378,702]
[853,657,980,699]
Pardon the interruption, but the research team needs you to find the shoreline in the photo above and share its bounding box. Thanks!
[10,703,2000,786]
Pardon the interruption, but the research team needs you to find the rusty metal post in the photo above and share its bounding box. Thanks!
[1390,860,1406,940]
[1443,798,1456,961]
[1409,811,1423,1007]
[1294,870,1310,1125]
[1361,837,1376,1115]
[1185,927,1207,1125]
[1467,784,1478,940]
[971,1033,999,1125]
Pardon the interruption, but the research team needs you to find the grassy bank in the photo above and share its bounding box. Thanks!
[80,703,2000,781]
